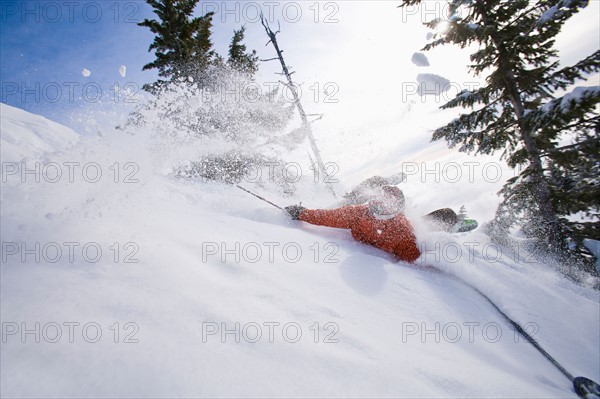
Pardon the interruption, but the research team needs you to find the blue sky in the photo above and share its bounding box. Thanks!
[1,1,156,122]
[0,0,274,127]
[1,1,598,132]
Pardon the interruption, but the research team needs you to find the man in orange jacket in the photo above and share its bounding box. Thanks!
[285,186,428,263]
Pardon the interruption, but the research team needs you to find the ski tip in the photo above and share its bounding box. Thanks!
[453,219,478,233]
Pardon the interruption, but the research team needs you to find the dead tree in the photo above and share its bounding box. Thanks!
[260,15,336,196]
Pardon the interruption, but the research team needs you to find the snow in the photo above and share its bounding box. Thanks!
[538,7,560,24]
[537,0,578,25]
[81,68,91,77]
[541,85,600,113]
[416,73,451,96]
[119,65,127,78]
[1,104,598,398]
[583,239,600,274]
[411,52,430,67]
[0,103,79,163]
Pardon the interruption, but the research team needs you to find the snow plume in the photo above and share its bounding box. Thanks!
[121,68,320,196]
[2,96,599,399]
[411,52,430,67]
[416,73,451,96]
[124,71,290,143]
[63,81,145,137]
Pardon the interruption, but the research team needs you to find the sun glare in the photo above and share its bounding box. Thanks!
[437,20,450,33]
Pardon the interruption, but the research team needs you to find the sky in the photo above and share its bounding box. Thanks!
[1,0,599,133]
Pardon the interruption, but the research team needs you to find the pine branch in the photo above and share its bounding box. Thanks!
[542,50,600,91]
[541,136,600,156]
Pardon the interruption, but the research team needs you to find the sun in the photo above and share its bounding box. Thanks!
[437,20,450,34]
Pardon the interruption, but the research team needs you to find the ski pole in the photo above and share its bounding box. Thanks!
[234,184,284,210]
[460,278,600,399]
[199,173,285,210]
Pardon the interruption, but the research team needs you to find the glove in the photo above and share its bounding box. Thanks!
[285,204,306,220]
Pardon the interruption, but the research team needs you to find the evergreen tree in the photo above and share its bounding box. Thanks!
[458,205,468,221]
[138,0,215,91]
[133,1,298,193]
[227,26,259,76]
[400,0,600,270]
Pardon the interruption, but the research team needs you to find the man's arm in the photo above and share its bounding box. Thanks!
[298,206,365,229]
[388,214,421,263]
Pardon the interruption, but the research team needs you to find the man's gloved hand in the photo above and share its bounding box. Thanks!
[285,204,306,220]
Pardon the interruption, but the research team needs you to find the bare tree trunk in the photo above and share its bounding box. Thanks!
[260,16,336,196]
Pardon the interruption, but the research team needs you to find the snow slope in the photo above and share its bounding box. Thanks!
[1,103,79,163]
[1,104,599,398]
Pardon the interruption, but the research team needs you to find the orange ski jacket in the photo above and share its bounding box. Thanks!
[299,205,421,263]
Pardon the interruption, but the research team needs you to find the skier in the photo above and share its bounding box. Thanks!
[285,186,436,262]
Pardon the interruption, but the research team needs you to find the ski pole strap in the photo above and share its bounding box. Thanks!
[467,283,575,382]
[235,184,284,210]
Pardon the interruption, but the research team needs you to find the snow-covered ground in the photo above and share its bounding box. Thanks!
[1,102,599,398]
[1,104,79,163]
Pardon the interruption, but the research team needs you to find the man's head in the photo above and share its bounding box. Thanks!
[368,185,405,215]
